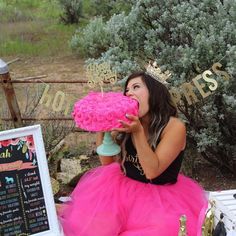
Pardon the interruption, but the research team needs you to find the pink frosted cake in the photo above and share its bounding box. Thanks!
[72,92,139,132]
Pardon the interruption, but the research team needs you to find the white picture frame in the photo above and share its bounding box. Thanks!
[0,125,63,236]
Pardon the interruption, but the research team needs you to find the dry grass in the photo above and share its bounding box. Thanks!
[0,0,77,56]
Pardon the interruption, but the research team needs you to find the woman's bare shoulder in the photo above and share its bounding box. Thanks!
[168,117,186,128]
[161,117,186,138]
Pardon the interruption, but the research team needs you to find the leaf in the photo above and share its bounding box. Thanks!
[22,144,28,153]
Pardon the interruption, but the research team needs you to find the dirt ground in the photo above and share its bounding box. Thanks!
[1,55,236,193]
[191,159,236,191]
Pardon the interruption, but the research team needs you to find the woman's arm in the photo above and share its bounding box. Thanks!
[96,132,120,165]
[133,118,185,179]
[115,115,186,180]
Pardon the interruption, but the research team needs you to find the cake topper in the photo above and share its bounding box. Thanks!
[146,61,171,85]
[86,62,117,95]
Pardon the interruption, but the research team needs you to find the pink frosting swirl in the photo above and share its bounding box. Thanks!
[72,92,139,131]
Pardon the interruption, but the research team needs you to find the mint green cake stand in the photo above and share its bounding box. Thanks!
[96,132,121,156]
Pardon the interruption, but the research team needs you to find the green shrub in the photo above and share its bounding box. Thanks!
[70,0,236,177]
[90,0,132,20]
[58,0,83,24]
[70,17,110,57]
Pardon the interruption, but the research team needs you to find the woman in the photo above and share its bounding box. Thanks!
[60,72,207,236]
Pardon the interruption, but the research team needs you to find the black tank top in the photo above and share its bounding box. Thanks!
[121,135,184,185]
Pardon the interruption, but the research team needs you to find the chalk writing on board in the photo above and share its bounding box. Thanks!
[0,135,50,235]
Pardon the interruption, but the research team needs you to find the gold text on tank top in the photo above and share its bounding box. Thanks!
[125,153,145,176]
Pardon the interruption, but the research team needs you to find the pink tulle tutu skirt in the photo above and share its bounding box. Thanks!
[60,163,207,236]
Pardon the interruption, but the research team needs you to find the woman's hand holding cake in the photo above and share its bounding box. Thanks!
[114,114,144,134]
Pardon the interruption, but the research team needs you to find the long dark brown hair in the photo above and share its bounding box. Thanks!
[124,71,177,149]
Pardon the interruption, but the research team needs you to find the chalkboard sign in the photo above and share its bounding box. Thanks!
[0,125,62,236]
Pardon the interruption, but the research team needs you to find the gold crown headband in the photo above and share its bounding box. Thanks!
[146,61,171,85]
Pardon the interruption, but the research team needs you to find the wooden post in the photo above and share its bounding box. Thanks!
[0,58,23,128]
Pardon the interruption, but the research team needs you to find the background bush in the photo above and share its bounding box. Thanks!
[58,0,83,24]
[71,0,236,177]
[90,0,132,20]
